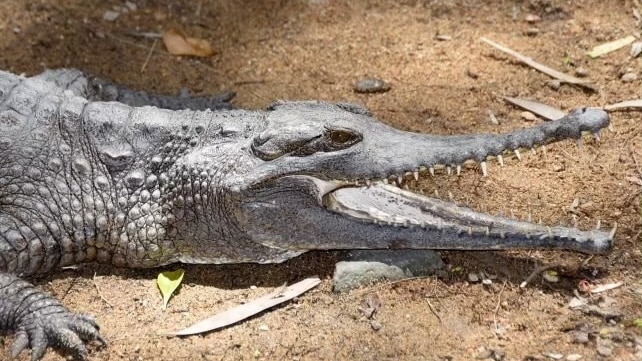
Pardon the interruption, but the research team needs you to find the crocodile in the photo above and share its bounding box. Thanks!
[0,69,614,360]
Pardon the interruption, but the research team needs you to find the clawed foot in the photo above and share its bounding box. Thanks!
[12,311,105,361]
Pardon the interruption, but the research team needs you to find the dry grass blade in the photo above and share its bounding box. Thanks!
[167,277,321,336]
[604,99,642,111]
[481,37,592,85]
[503,97,565,120]
[586,36,636,58]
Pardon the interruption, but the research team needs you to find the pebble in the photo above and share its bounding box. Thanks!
[547,79,561,90]
[542,352,563,359]
[526,28,540,36]
[353,77,391,93]
[476,347,493,359]
[436,34,452,41]
[258,324,269,332]
[566,354,582,361]
[468,273,480,283]
[370,320,382,331]
[575,67,589,77]
[570,330,589,344]
[520,111,538,121]
[596,339,613,357]
[621,72,638,82]
[631,42,642,57]
[525,14,542,23]
[103,10,120,21]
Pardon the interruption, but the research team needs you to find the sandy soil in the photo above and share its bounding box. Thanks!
[0,0,641,360]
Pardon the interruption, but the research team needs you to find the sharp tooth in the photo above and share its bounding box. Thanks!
[609,222,617,238]
[403,184,409,190]
[485,227,490,236]
[547,227,553,238]
[413,170,419,181]
[531,147,536,155]
[596,219,601,230]
[447,166,452,175]
[541,145,547,155]
[480,161,488,177]
[468,226,473,236]
[354,180,360,186]
[573,215,578,228]
[437,220,443,230]
[383,178,389,184]
[593,131,601,141]
[538,218,542,225]
[397,175,403,185]
[499,231,505,239]
[365,179,371,186]
[527,213,532,222]
[497,154,504,166]
[456,165,461,176]
[429,167,435,176]
[434,190,440,197]
[514,149,522,161]
[448,191,454,201]
[419,189,425,194]
[576,138,582,148]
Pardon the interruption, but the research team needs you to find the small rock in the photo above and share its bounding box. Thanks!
[249,285,257,290]
[258,324,269,332]
[436,34,452,41]
[621,72,638,82]
[124,1,138,11]
[520,111,538,121]
[491,348,506,361]
[566,354,582,361]
[542,352,563,360]
[526,28,540,36]
[525,14,542,23]
[631,42,642,57]
[575,67,589,77]
[468,273,480,283]
[596,345,612,357]
[333,250,444,292]
[103,10,120,21]
[476,346,493,359]
[481,279,493,286]
[370,320,382,331]
[353,77,391,94]
[547,79,561,90]
[570,330,590,344]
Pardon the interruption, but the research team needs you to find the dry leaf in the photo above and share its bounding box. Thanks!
[504,97,566,120]
[587,36,636,58]
[162,28,214,57]
[604,99,642,111]
[167,276,321,336]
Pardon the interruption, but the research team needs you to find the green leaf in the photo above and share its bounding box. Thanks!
[634,318,642,330]
[157,269,185,309]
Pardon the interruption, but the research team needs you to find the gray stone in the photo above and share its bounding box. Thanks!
[332,249,444,292]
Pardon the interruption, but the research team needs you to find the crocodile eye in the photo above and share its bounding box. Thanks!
[328,129,357,144]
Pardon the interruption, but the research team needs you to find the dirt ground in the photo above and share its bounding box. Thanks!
[0,0,641,360]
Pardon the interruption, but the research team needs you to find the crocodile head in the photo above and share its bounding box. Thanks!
[228,101,614,255]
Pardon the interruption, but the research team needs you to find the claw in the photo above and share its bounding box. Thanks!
[497,154,504,166]
[609,222,617,238]
[11,330,29,358]
[514,149,522,161]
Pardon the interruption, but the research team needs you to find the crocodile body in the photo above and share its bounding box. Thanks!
[0,69,613,360]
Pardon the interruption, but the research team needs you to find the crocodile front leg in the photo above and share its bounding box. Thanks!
[0,272,105,361]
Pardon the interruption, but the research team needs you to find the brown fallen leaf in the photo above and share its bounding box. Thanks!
[162,27,215,57]
[167,276,321,336]
[504,97,566,120]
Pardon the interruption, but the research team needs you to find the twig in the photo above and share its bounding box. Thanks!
[425,298,443,324]
[630,146,642,178]
[141,38,158,73]
[520,262,562,288]
[481,37,594,88]
[93,272,114,308]
[492,282,507,337]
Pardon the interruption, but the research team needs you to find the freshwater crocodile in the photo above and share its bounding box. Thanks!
[0,69,613,360]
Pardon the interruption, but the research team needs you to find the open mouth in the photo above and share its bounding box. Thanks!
[320,180,615,254]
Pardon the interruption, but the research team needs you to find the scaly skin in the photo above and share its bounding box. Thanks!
[0,69,614,359]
